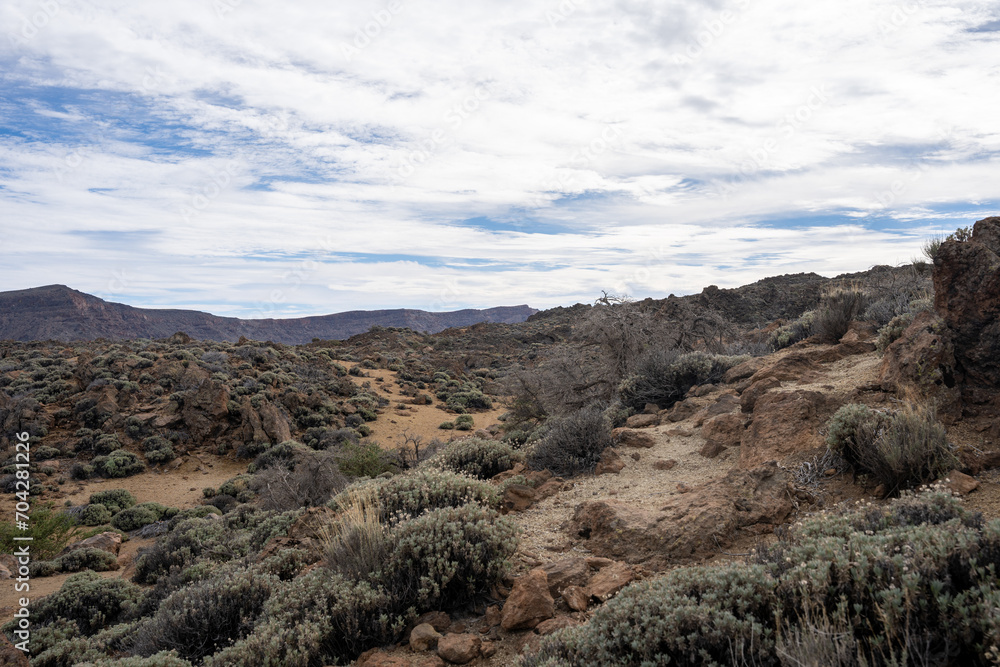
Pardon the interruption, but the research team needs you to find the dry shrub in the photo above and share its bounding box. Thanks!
[813,288,867,343]
[251,449,347,511]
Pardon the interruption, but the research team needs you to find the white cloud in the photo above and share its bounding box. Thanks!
[0,0,998,317]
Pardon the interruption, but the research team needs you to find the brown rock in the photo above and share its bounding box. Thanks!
[691,384,716,397]
[626,413,660,428]
[258,399,291,443]
[943,470,980,495]
[740,390,835,469]
[568,466,794,567]
[414,611,451,632]
[502,484,537,513]
[534,479,564,502]
[500,569,555,631]
[562,585,589,611]
[705,393,740,417]
[410,623,443,651]
[535,617,582,635]
[585,556,614,569]
[739,377,782,413]
[879,311,963,423]
[666,398,699,422]
[0,562,11,580]
[540,558,589,596]
[181,376,231,440]
[612,428,656,448]
[643,402,660,414]
[630,452,641,461]
[60,531,122,557]
[934,217,1000,388]
[723,357,767,384]
[653,459,677,470]
[481,605,501,630]
[587,561,634,601]
[699,440,726,458]
[595,448,625,475]
[437,634,481,664]
[840,320,877,343]
[748,352,824,385]
[480,640,497,658]
[701,413,744,451]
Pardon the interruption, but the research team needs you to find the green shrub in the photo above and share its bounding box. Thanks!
[81,653,194,667]
[526,403,611,477]
[93,450,146,478]
[434,438,523,479]
[876,312,915,353]
[446,390,493,412]
[8,571,143,635]
[522,490,1000,667]
[768,311,816,350]
[454,414,475,431]
[0,503,78,560]
[356,469,500,520]
[31,547,120,577]
[89,489,137,514]
[112,503,175,532]
[204,573,403,667]
[825,403,958,495]
[336,441,394,478]
[618,350,749,411]
[93,434,122,455]
[439,421,455,430]
[80,503,114,526]
[133,565,277,662]
[145,446,176,464]
[813,288,867,343]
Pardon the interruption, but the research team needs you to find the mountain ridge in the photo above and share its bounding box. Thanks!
[0,285,537,343]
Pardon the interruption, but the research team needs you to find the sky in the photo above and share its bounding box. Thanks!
[0,0,998,318]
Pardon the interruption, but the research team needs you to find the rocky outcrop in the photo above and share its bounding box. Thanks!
[60,531,122,557]
[567,465,794,567]
[740,390,835,468]
[933,217,1000,388]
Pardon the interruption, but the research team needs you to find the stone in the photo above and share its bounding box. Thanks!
[879,311,963,423]
[501,569,555,631]
[0,633,29,666]
[481,605,501,630]
[502,484,537,513]
[933,217,1000,388]
[414,611,451,632]
[585,556,614,569]
[540,558,589,596]
[568,466,794,567]
[535,617,582,635]
[630,451,641,461]
[60,531,122,557]
[943,470,980,495]
[739,377,782,413]
[410,623,443,651]
[740,390,835,469]
[701,413,744,451]
[666,398,699,422]
[699,439,726,458]
[437,634,481,664]
[692,384,716,397]
[562,585,589,611]
[723,357,767,384]
[612,428,656,448]
[595,448,625,475]
[704,393,740,417]
[626,413,660,428]
[747,352,825,385]
[534,479,564,501]
[653,459,677,470]
[643,402,660,414]
[480,640,497,658]
[181,376,231,440]
[587,561,634,601]
[258,399,291,443]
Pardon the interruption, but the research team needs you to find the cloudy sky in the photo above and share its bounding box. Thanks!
[1,0,998,318]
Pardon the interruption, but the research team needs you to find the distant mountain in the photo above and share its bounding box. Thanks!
[0,285,538,344]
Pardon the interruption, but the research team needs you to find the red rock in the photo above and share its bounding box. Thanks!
[0,634,29,666]
[60,531,122,556]
[612,428,656,448]
[437,634,481,664]
[653,459,677,470]
[595,448,625,475]
[699,440,726,458]
[562,585,589,611]
[540,558,589,596]
[739,377,781,413]
[481,605,501,630]
[643,403,660,414]
[666,399,699,422]
[480,640,497,658]
[414,611,451,632]
[625,413,659,428]
[502,484,536,513]
[704,393,740,417]
[410,623,442,651]
[587,561,634,601]
[534,479,564,501]
[723,357,767,384]
[585,556,614,569]
[500,569,555,631]
[701,413,744,452]
[740,390,835,469]
[943,470,980,495]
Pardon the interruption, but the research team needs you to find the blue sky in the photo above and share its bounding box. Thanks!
[0,0,998,317]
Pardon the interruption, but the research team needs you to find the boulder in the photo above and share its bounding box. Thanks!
[182,376,230,440]
[502,484,537,513]
[568,465,794,567]
[934,217,1000,388]
[704,393,740,417]
[701,413,744,454]
[943,470,979,495]
[562,585,589,611]
[586,561,634,601]
[501,569,555,631]
[740,390,835,469]
[258,400,291,443]
[626,413,660,428]
[740,377,782,413]
[0,634,29,666]
[595,448,625,475]
[410,624,442,651]
[747,352,824,385]
[666,398,699,422]
[437,634,480,664]
[540,558,589,596]
[723,357,767,384]
[612,428,656,448]
[60,531,122,557]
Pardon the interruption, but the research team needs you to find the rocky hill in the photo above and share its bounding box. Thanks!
[0,285,537,343]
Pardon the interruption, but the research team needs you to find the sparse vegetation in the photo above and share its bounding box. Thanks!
[526,402,611,477]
